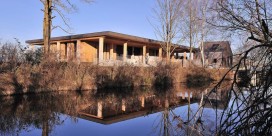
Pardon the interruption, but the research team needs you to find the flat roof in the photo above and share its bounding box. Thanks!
[26,31,192,51]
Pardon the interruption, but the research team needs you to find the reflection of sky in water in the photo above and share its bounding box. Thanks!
[17,103,223,136]
[18,113,160,136]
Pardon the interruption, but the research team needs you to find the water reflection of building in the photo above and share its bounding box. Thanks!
[77,84,230,125]
[0,83,231,136]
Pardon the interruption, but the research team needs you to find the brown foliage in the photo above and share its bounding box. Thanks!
[0,43,219,95]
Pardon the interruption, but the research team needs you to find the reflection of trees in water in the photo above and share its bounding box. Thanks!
[0,83,231,136]
[0,91,95,136]
[76,85,230,136]
[152,88,181,136]
[206,38,272,135]
[0,88,158,136]
[152,82,231,136]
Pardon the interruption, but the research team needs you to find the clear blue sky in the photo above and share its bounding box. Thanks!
[0,0,156,45]
[0,0,239,49]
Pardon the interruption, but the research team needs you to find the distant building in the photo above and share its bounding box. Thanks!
[202,41,233,68]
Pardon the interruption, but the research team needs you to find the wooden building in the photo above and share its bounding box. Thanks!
[26,31,193,66]
[201,41,233,68]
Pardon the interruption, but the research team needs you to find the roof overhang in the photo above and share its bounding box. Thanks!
[26,31,195,52]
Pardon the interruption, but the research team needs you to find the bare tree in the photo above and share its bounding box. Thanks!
[199,0,210,67]
[40,0,93,54]
[206,0,272,135]
[188,0,197,62]
[181,0,200,63]
[210,0,272,43]
[152,0,183,62]
[181,0,213,66]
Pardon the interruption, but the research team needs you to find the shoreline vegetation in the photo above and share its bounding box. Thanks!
[0,42,232,96]
[0,61,232,96]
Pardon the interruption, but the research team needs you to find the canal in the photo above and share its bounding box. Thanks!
[0,82,232,136]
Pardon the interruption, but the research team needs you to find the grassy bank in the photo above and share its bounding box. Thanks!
[0,41,232,95]
[0,61,232,95]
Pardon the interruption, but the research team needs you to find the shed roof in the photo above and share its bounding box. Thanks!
[204,41,233,57]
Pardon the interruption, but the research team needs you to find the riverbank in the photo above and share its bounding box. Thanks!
[0,61,232,96]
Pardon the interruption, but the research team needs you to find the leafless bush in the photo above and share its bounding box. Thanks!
[154,63,176,87]
[186,66,213,88]
[0,40,43,72]
[0,43,219,95]
[95,65,154,89]
[0,41,23,72]
[205,0,272,135]
[212,44,272,135]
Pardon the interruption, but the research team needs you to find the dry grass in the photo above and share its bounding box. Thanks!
[1,60,227,95]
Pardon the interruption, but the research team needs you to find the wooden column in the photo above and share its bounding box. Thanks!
[141,97,145,107]
[183,52,186,67]
[30,44,35,52]
[99,37,104,62]
[142,45,146,63]
[56,42,61,61]
[110,43,114,60]
[113,45,117,60]
[122,99,126,111]
[123,42,127,61]
[66,43,70,61]
[191,52,194,60]
[76,40,81,63]
[146,47,149,57]
[159,47,162,59]
[97,101,103,118]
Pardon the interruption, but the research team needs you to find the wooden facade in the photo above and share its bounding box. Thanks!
[26,31,193,65]
[195,41,233,68]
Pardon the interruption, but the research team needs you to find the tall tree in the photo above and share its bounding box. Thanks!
[188,0,196,62]
[181,0,204,65]
[199,2,206,67]
[199,0,211,67]
[42,0,52,54]
[181,0,200,62]
[181,0,213,66]
[40,0,93,54]
[152,0,183,62]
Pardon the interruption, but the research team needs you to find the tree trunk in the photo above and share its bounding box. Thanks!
[200,0,208,67]
[43,0,52,54]
[200,41,205,67]
[189,0,193,64]
[42,120,49,136]
[200,5,205,67]
[167,43,172,63]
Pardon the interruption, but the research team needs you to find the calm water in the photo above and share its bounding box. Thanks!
[0,83,232,136]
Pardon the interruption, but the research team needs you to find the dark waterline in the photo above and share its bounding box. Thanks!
[0,83,232,136]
